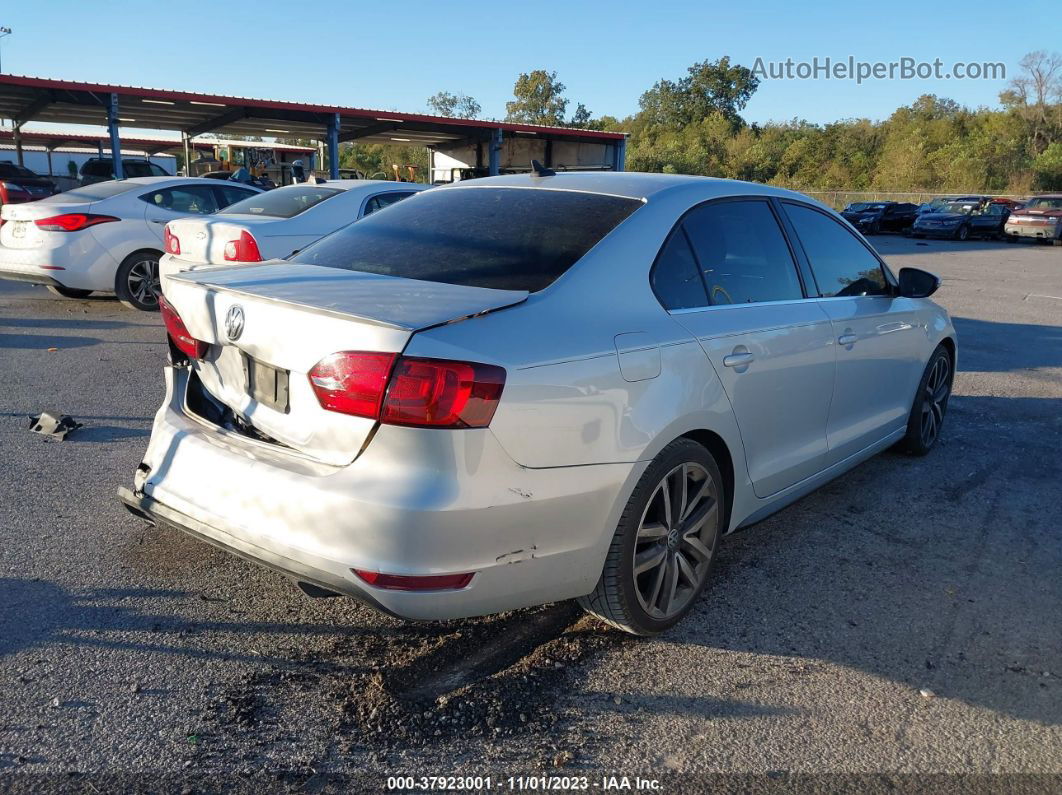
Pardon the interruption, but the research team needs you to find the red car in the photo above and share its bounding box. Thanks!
[0,161,57,207]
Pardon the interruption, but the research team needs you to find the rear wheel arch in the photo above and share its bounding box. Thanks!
[679,429,734,533]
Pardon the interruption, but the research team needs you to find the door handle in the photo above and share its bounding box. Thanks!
[723,352,755,368]
[837,333,858,346]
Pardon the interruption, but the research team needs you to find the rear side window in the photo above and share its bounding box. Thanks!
[293,187,642,292]
[363,191,414,216]
[682,199,803,305]
[81,161,111,177]
[220,186,341,218]
[782,203,888,297]
[651,230,707,310]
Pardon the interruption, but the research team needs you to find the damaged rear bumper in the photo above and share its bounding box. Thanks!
[118,365,639,621]
[117,485,396,615]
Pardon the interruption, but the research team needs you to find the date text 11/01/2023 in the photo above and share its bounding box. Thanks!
[385,775,662,791]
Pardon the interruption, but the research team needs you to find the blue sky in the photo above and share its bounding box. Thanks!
[1,1,1054,128]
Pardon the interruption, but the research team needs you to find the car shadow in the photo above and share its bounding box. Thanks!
[666,393,1062,726]
[952,316,1062,372]
[0,333,102,350]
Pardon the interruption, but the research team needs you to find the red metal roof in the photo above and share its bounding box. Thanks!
[0,73,625,143]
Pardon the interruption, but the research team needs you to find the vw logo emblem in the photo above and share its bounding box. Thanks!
[224,305,245,341]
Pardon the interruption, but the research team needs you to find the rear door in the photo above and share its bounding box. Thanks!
[660,198,835,498]
[141,184,221,242]
[780,201,924,465]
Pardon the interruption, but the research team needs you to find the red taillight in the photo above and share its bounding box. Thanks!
[352,569,474,591]
[382,357,505,428]
[163,224,181,255]
[34,213,120,232]
[308,352,397,418]
[307,352,505,429]
[223,230,262,262]
[158,296,208,360]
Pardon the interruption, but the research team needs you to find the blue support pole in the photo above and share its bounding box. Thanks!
[488,128,502,176]
[613,136,627,172]
[107,93,123,180]
[327,113,340,180]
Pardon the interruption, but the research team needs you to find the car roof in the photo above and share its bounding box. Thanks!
[103,176,263,190]
[282,179,427,192]
[438,171,819,204]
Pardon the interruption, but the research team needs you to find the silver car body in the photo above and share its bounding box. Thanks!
[122,173,955,620]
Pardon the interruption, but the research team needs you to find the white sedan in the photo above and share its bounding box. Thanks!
[0,177,261,310]
[159,180,428,290]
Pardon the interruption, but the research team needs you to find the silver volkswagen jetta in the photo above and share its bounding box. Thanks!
[120,173,956,636]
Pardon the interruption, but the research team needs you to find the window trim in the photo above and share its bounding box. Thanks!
[647,195,812,313]
[777,198,898,298]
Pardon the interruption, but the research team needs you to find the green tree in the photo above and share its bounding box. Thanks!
[427,91,482,119]
[638,56,759,129]
[506,70,569,126]
[568,102,593,128]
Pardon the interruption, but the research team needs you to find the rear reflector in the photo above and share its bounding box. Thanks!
[352,569,474,591]
[158,296,208,360]
[34,213,120,232]
[163,224,181,255]
[307,352,505,428]
[223,230,263,262]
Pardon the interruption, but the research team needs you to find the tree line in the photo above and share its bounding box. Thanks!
[417,52,1062,192]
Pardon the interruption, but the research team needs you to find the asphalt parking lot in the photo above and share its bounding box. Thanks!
[1,236,1060,790]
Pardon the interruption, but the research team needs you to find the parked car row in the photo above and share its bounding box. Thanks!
[0,177,425,310]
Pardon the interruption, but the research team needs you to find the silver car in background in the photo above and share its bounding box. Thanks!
[120,173,956,636]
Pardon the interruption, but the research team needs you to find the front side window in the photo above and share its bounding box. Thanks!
[216,185,259,208]
[292,187,642,292]
[783,203,888,298]
[682,199,804,305]
[142,186,219,214]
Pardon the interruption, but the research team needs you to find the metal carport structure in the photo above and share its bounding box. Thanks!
[0,74,626,181]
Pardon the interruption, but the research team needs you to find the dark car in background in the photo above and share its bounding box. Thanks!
[841,201,918,234]
[0,162,56,206]
[80,158,171,186]
[912,198,1009,240]
[1004,194,1062,245]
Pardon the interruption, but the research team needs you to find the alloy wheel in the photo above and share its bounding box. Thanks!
[920,355,950,448]
[127,257,161,308]
[632,462,719,620]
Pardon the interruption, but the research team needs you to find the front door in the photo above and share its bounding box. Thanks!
[781,201,925,465]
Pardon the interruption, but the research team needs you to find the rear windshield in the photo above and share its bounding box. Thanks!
[40,181,140,202]
[291,187,643,291]
[219,186,342,219]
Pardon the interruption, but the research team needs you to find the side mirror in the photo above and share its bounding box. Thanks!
[898,267,941,299]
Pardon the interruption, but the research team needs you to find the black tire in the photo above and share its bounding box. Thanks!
[579,438,725,636]
[901,345,952,456]
[1005,235,1017,243]
[955,225,970,241]
[46,285,93,299]
[114,250,162,311]
[912,233,925,239]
